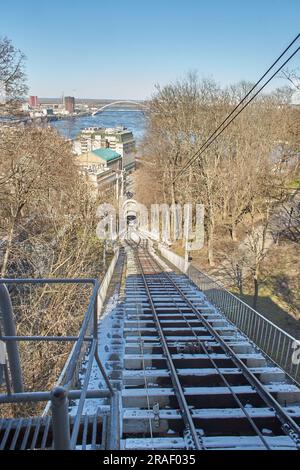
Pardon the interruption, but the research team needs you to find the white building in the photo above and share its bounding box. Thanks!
[75,147,123,197]
[73,126,136,171]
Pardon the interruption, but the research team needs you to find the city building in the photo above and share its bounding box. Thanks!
[21,103,30,112]
[43,108,54,116]
[74,126,136,172]
[64,96,75,113]
[28,96,38,107]
[76,147,122,195]
[96,168,124,199]
[76,147,122,173]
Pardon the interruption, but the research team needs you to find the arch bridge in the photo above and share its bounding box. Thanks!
[92,100,148,116]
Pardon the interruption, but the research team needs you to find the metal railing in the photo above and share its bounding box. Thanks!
[0,267,118,449]
[157,243,300,385]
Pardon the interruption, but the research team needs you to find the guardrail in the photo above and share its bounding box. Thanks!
[157,243,300,385]
[97,247,119,316]
[0,249,120,449]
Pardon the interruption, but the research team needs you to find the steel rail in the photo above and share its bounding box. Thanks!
[143,249,272,449]
[133,245,204,450]
[136,303,155,447]
[126,245,155,442]
[142,245,300,448]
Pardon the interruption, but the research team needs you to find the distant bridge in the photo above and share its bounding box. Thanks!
[92,100,148,116]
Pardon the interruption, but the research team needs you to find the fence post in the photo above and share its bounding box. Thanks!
[51,386,71,450]
[0,284,24,392]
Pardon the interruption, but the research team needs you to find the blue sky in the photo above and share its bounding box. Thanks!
[0,0,299,99]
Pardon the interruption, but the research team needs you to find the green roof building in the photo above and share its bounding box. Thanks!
[91,148,121,162]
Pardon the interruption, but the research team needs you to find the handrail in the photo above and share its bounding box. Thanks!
[0,278,100,391]
[190,265,298,342]
[0,252,120,449]
[157,243,300,385]
[0,284,24,392]
[42,247,120,419]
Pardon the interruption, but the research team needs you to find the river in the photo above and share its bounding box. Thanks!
[50,109,147,143]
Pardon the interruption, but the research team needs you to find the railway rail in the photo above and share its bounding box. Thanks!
[120,237,300,450]
[1,236,300,450]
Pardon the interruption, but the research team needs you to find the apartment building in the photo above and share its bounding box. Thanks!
[74,126,136,171]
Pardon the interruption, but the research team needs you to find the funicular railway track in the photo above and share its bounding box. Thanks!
[2,238,300,450]
[121,237,300,450]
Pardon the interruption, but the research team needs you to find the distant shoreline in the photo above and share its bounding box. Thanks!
[38,98,146,106]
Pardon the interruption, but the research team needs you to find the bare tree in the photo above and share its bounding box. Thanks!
[0,127,108,416]
[137,73,299,315]
[0,36,27,111]
[281,68,300,93]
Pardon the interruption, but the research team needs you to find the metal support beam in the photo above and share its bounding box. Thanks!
[50,387,71,450]
[107,391,120,450]
[93,294,114,396]
[0,335,93,342]
[0,389,110,404]
[0,284,24,392]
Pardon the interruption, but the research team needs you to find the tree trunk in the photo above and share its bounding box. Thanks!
[171,179,176,205]
[1,222,15,277]
[207,223,215,266]
[229,222,238,241]
[253,275,259,310]
[236,264,243,295]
